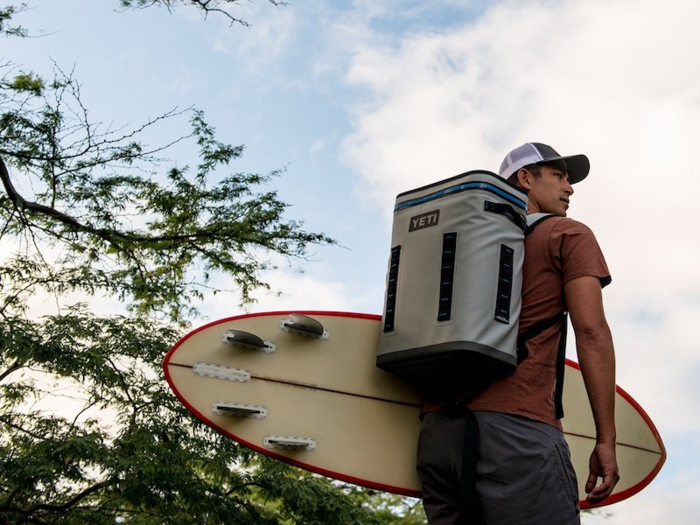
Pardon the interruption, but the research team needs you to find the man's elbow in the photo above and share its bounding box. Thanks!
[575,324,615,360]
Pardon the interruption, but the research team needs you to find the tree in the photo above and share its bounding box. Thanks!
[0,4,425,523]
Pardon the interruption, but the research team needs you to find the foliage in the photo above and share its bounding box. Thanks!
[0,62,335,321]
[352,491,427,525]
[0,308,383,524]
[0,3,27,37]
[0,3,424,524]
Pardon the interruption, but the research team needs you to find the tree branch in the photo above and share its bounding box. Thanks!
[1,155,87,231]
[29,480,114,513]
[0,359,24,382]
[2,155,319,254]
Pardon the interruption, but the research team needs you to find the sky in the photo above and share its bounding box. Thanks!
[5,0,700,522]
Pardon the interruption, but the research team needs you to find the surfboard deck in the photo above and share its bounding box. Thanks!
[163,311,666,509]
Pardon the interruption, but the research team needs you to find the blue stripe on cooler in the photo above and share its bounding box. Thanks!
[394,182,527,213]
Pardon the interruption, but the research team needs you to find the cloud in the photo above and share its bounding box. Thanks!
[336,0,700,520]
[197,257,375,322]
[341,0,700,199]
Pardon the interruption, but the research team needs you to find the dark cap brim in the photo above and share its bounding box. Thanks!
[555,154,589,184]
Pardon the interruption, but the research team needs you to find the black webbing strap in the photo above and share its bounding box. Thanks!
[516,312,564,362]
[553,312,568,420]
[484,201,526,231]
[382,246,401,333]
[459,408,481,523]
[439,402,481,522]
[437,233,458,322]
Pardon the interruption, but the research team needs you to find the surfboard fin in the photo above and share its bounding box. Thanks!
[193,362,251,383]
[222,330,276,353]
[264,435,317,451]
[279,314,330,340]
[212,402,267,419]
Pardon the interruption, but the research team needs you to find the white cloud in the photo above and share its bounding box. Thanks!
[341,0,700,203]
[336,1,700,521]
[197,258,374,323]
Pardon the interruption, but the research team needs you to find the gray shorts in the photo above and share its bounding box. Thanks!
[417,410,580,525]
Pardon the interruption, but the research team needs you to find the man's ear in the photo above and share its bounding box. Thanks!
[517,168,532,190]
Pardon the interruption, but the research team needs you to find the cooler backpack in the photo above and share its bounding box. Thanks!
[376,171,567,408]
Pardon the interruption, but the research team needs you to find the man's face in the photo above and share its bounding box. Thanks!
[526,165,574,217]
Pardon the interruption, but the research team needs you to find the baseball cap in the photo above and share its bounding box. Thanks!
[498,142,590,184]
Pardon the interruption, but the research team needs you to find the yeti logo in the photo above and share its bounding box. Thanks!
[409,210,440,232]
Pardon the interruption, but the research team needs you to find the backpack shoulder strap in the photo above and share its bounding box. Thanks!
[521,211,568,420]
[525,212,556,234]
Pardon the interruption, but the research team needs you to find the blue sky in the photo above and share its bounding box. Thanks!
[7,1,700,523]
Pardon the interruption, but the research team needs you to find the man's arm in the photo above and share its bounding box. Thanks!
[565,276,620,505]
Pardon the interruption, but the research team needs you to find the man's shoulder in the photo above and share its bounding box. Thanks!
[532,215,596,236]
[527,216,603,255]
[526,215,611,285]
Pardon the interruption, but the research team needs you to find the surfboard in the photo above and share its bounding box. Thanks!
[163,311,666,509]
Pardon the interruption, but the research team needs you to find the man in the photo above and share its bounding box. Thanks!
[417,142,620,524]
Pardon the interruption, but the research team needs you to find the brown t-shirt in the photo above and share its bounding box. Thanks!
[465,217,611,428]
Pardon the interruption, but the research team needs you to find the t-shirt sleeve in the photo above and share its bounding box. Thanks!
[552,219,612,288]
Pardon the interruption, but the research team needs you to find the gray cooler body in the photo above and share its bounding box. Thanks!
[376,170,528,400]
